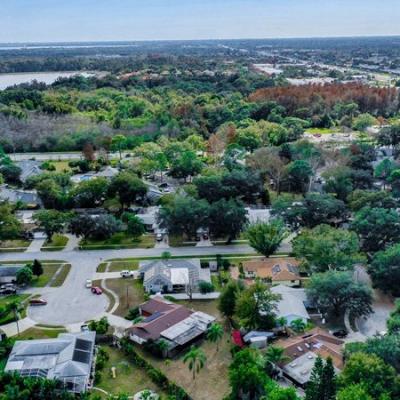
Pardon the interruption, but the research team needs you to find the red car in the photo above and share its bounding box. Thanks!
[29,298,47,306]
[91,286,103,295]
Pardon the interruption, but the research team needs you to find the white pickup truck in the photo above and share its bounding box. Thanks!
[120,270,136,278]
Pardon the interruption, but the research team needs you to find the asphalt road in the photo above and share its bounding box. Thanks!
[0,244,256,326]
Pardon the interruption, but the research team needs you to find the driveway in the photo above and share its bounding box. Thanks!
[25,238,45,253]
[0,243,256,327]
[354,265,394,337]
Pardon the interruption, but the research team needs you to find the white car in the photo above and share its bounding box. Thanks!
[85,279,92,288]
[120,270,135,278]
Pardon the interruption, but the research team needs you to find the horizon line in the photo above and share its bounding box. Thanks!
[1,34,400,46]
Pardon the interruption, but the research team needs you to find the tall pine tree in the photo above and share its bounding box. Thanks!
[305,356,324,400]
[305,356,337,400]
[321,357,336,400]
[32,259,43,278]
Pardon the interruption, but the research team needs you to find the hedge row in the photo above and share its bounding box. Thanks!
[121,339,191,400]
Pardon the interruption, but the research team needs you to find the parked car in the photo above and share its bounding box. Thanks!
[80,324,89,332]
[332,329,348,338]
[29,298,47,306]
[0,286,17,295]
[91,286,102,295]
[85,279,92,288]
[156,233,163,242]
[120,270,135,278]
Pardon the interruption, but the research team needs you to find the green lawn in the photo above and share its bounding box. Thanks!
[98,260,139,273]
[94,346,167,399]
[104,278,145,317]
[306,127,340,134]
[49,263,71,287]
[0,239,31,251]
[16,327,67,340]
[41,234,69,251]
[30,263,69,287]
[0,294,30,325]
[80,233,155,250]
[52,160,74,173]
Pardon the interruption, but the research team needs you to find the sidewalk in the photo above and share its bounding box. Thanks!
[25,238,45,253]
[1,317,36,337]
[63,234,80,251]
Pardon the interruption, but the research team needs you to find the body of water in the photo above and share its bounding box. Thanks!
[0,71,96,90]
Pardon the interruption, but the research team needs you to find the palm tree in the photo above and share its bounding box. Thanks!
[7,301,22,336]
[207,323,224,351]
[265,345,289,377]
[183,346,207,380]
[290,318,306,333]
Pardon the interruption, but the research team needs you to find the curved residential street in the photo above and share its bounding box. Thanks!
[354,265,394,337]
[0,244,255,327]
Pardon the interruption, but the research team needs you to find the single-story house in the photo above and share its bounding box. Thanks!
[243,257,301,286]
[136,207,160,232]
[275,328,344,388]
[16,160,42,183]
[245,208,271,224]
[71,166,119,184]
[0,185,41,208]
[0,264,24,284]
[139,259,210,293]
[5,331,96,393]
[271,285,310,325]
[126,297,215,357]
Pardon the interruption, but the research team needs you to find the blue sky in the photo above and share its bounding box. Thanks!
[1,0,399,43]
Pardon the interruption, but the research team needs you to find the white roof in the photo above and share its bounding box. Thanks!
[170,268,189,285]
[271,285,310,321]
[161,311,215,342]
[245,208,271,224]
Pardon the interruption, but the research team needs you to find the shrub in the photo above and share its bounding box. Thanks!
[198,281,215,294]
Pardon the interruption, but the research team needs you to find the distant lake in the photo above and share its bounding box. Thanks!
[0,71,97,90]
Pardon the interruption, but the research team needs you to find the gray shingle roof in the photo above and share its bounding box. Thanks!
[5,331,95,393]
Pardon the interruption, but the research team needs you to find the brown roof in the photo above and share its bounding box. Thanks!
[275,328,344,369]
[127,298,193,341]
[243,257,300,281]
[140,297,177,315]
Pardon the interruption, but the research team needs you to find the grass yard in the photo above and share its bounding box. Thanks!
[16,327,67,340]
[306,127,340,134]
[52,160,74,173]
[0,294,30,325]
[30,262,70,287]
[94,346,167,399]
[0,239,31,251]
[177,299,223,322]
[168,235,194,247]
[137,328,232,400]
[41,234,69,251]
[105,278,145,318]
[49,263,71,287]
[80,233,155,250]
[98,260,139,273]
